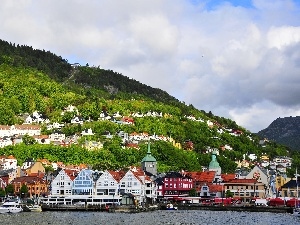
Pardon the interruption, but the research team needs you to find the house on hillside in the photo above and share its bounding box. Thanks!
[23,161,45,177]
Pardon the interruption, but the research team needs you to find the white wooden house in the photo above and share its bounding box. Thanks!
[51,169,77,196]
[72,169,94,195]
[95,170,122,202]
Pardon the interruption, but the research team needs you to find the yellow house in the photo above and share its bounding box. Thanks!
[24,161,45,176]
[169,137,182,149]
[261,154,269,161]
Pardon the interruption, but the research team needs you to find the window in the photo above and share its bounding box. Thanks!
[104,181,108,186]
[111,181,115,186]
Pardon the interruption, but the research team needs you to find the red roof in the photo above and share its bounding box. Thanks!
[221,173,236,182]
[188,171,216,183]
[208,184,223,192]
[226,179,257,183]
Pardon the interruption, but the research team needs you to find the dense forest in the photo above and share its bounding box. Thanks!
[0,39,299,175]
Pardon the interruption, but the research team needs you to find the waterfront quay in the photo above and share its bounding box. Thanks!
[41,203,294,214]
[176,204,293,213]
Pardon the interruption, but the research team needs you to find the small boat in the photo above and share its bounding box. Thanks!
[293,207,300,217]
[0,198,23,214]
[27,204,42,212]
[166,203,178,210]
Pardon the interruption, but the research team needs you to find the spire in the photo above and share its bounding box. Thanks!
[141,141,156,162]
[147,141,151,154]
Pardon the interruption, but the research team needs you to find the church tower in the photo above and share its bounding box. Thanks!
[209,150,221,176]
[141,141,157,176]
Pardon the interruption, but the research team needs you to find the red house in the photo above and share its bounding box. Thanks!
[156,172,193,199]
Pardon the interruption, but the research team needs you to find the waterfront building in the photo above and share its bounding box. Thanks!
[224,179,265,203]
[95,170,122,198]
[51,169,77,196]
[156,171,193,199]
[11,176,48,198]
[119,167,151,205]
[72,169,94,195]
[246,166,269,196]
[280,177,299,198]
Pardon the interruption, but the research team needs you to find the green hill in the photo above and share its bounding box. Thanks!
[0,39,298,174]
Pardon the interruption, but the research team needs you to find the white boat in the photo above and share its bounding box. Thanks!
[293,207,300,217]
[27,204,42,212]
[166,203,178,210]
[0,199,23,214]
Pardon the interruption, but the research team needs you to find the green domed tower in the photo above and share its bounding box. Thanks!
[141,141,157,176]
[209,150,221,175]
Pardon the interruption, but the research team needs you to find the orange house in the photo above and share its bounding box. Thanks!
[11,176,48,198]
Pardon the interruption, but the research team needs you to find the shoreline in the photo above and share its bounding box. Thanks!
[40,204,294,214]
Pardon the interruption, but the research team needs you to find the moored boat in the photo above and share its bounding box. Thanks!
[27,204,42,212]
[0,198,23,214]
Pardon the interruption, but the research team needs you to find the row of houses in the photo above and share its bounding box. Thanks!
[2,147,296,205]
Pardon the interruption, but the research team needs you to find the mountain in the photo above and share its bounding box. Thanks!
[257,116,300,151]
[0,39,296,173]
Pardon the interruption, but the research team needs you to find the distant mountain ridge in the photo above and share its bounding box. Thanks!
[257,116,300,151]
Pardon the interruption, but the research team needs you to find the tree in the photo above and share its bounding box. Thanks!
[5,184,14,196]
[0,188,5,197]
[22,134,37,145]
[20,184,29,198]
[225,189,233,198]
[189,188,197,197]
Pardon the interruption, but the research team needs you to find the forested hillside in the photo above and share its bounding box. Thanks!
[0,39,299,174]
[258,116,300,151]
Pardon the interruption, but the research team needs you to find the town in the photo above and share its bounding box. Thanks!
[0,105,298,211]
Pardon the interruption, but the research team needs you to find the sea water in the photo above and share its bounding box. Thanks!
[1,210,299,225]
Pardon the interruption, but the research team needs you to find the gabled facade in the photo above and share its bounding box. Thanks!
[95,170,122,198]
[24,161,45,177]
[51,169,77,196]
[72,169,94,195]
[246,166,269,188]
[119,168,147,204]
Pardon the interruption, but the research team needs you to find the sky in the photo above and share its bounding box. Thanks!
[1,0,300,133]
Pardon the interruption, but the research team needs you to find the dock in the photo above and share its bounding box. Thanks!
[175,204,293,213]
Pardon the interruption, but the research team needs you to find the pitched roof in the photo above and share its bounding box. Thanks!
[208,184,223,192]
[108,170,125,182]
[221,173,236,182]
[11,176,47,184]
[225,179,258,184]
[188,171,216,183]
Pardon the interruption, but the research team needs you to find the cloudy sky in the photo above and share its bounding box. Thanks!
[1,0,300,133]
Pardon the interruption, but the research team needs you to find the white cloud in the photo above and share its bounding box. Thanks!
[0,0,300,133]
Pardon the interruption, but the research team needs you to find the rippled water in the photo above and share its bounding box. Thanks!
[1,210,299,225]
